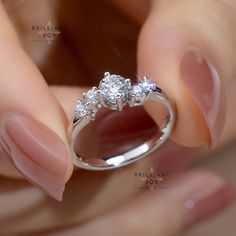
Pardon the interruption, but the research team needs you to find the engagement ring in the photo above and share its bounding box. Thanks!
[69,72,175,171]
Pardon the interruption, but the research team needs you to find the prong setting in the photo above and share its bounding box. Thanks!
[125,79,132,89]
[130,94,136,107]
[104,72,110,77]
[116,96,123,111]
[96,90,107,107]
[75,72,161,120]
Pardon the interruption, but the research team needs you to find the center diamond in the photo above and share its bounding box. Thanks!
[99,73,128,110]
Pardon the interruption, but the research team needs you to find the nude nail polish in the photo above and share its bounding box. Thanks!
[184,183,235,228]
[180,49,226,147]
[0,113,68,201]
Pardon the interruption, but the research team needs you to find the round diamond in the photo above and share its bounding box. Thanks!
[130,85,144,97]
[75,100,97,119]
[85,88,99,105]
[76,101,87,117]
[140,78,156,92]
[86,90,96,100]
[129,84,146,106]
[99,74,128,109]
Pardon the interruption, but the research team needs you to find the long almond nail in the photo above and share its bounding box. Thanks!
[0,113,68,201]
[180,49,226,147]
[184,182,235,228]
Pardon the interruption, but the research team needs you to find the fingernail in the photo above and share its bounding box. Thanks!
[180,49,226,147]
[0,113,68,201]
[184,182,235,228]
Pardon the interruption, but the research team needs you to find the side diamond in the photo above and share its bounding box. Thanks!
[84,87,99,106]
[76,101,87,117]
[75,100,97,119]
[129,84,146,106]
[130,84,144,96]
[140,77,157,92]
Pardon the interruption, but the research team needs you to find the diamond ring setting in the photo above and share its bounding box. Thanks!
[75,72,161,121]
[70,72,175,171]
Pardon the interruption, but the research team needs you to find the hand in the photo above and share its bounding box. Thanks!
[0,0,235,235]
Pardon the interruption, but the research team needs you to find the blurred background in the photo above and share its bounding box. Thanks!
[185,139,236,236]
[2,0,236,235]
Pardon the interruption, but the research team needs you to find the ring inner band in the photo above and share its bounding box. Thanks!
[71,92,175,171]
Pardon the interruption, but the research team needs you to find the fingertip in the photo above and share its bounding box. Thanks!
[138,24,225,148]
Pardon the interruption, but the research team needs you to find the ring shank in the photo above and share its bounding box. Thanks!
[71,91,175,171]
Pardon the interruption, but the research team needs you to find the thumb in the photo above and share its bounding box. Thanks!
[137,0,236,147]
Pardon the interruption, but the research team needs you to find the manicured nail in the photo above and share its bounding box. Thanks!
[0,113,68,201]
[180,49,226,147]
[184,182,235,228]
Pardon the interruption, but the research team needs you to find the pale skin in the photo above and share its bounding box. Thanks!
[0,0,236,235]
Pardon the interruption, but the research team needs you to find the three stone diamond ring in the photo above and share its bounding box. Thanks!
[69,72,175,171]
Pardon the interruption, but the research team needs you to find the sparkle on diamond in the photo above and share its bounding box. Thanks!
[140,78,157,92]
[130,84,144,97]
[86,90,96,100]
[76,100,97,118]
[99,74,128,106]
[76,101,87,117]
[85,88,99,105]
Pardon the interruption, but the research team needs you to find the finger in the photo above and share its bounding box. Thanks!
[0,3,73,201]
[72,170,235,236]
[110,0,150,24]
[138,0,236,148]
[0,85,81,179]
[50,86,85,121]
[0,155,22,178]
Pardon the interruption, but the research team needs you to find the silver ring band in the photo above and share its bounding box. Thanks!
[69,72,175,171]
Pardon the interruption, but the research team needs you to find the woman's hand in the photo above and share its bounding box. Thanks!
[0,0,236,235]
